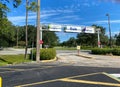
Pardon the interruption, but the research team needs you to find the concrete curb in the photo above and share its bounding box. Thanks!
[76,54,94,59]
[41,57,57,63]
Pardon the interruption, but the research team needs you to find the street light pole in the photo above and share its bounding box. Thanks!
[36,0,40,62]
[106,13,112,48]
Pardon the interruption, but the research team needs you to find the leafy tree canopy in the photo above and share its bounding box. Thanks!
[115,33,120,46]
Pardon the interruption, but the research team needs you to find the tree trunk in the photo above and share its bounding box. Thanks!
[36,0,40,62]
[25,0,28,59]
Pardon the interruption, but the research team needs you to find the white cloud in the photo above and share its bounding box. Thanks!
[100,0,120,3]
[8,11,59,25]
[8,4,82,25]
[96,20,120,24]
[54,15,81,20]
[41,9,75,14]
[8,16,25,22]
[88,20,120,24]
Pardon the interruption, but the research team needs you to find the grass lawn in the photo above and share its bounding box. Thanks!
[0,54,31,66]
[54,47,76,50]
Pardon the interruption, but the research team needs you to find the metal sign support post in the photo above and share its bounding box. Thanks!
[97,28,101,48]
[40,25,42,49]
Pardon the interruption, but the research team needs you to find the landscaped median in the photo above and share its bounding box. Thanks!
[91,48,120,56]
[0,48,57,66]
[30,48,56,61]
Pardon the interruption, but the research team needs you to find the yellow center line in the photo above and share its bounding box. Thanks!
[66,72,103,79]
[60,78,120,87]
[0,77,2,87]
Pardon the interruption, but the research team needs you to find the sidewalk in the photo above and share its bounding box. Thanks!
[57,51,120,68]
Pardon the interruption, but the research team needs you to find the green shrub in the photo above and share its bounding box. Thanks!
[112,49,120,56]
[81,46,95,50]
[30,48,56,60]
[91,48,120,56]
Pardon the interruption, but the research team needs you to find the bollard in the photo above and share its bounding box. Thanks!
[0,77,2,87]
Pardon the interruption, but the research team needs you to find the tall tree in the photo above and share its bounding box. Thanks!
[36,0,40,62]
[25,0,37,59]
[116,33,120,46]
[0,20,16,47]
[76,25,109,47]
[77,33,97,46]
[0,0,21,29]
[0,0,21,47]
[92,25,109,46]
[25,0,29,59]
[67,37,76,47]
[42,31,59,48]
[16,25,36,47]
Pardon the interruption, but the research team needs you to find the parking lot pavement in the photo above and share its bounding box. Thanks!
[0,62,69,73]
[15,72,120,87]
[0,50,120,87]
[0,62,120,87]
[57,51,120,68]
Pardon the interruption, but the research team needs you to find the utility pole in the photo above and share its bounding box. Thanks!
[106,13,112,48]
[36,0,40,62]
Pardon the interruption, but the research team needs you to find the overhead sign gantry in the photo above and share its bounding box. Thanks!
[48,24,62,32]
[64,25,83,33]
[46,24,95,33]
[82,26,95,33]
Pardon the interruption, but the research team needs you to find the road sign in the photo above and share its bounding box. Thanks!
[77,46,81,50]
[64,26,83,33]
[98,41,101,45]
[82,27,95,33]
[48,24,62,32]
[39,40,43,44]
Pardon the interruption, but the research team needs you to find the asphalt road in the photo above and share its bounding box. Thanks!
[0,49,120,87]
[0,62,120,87]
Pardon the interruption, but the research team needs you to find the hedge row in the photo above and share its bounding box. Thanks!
[91,48,120,56]
[30,48,56,60]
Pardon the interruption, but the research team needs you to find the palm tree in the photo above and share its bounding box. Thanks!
[24,0,28,59]
[36,0,40,62]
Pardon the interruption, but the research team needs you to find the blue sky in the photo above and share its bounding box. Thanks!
[7,0,120,42]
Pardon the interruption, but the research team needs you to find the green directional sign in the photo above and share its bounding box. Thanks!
[48,24,62,32]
